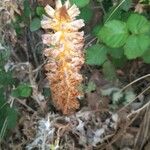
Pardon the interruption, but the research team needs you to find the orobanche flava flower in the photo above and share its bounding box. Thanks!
[41,0,85,114]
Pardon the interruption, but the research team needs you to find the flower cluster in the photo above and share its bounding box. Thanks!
[41,0,84,114]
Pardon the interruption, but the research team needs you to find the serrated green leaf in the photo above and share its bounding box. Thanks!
[124,90,136,104]
[99,20,129,48]
[78,6,93,23]
[36,6,45,17]
[124,35,150,59]
[103,60,117,81]
[86,44,107,65]
[70,0,90,8]
[142,50,150,63]
[30,18,41,32]
[11,84,32,98]
[127,13,150,34]
[112,91,123,105]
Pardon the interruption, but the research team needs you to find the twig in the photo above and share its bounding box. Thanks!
[120,74,150,92]
[15,97,36,113]
[28,63,45,110]
[105,0,126,23]
[98,113,139,150]
[133,104,150,149]
[99,1,106,16]
[32,61,46,73]
[0,118,8,142]
[119,85,150,113]
[85,37,97,49]
[127,100,150,118]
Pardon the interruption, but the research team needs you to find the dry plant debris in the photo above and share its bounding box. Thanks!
[26,110,119,149]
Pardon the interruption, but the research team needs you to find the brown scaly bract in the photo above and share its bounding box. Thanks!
[41,0,85,114]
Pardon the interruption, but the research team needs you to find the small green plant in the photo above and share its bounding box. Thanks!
[84,0,150,80]
[0,0,44,142]
[0,44,32,141]
[0,44,17,141]
[13,0,46,34]
[101,87,136,108]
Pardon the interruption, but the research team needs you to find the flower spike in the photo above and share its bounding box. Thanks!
[41,0,85,114]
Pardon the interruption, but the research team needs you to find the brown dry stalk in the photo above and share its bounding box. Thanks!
[41,0,85,114]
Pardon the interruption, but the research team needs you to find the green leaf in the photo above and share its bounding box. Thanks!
[0,106,18,139]
[23,0,31,17]
[104,6,122,22]
[30,18,41,32]
[0,117,7,140]
[99,20,129,48]
[70,0,90,8]
[7,108,18,129]
[102,0,113,12]
[36,6,45,17]
[127,13,150,34]
[107,48,124,59]
[92,25,102,37]
[139,0,150,4]
[121,11,131,22]
[78,6,93,23]
[86,44,107,65]
[120,0,132,11]
[104,0,127,22]
[112,55,127,68]
[0,88,5,100]
[124,34,150,59]
[101,87,120,96]
[112,90,123,105]
[85,81,96,93]
[0,70,14,86]
[142,50,150,63]
[124,90,136,104]
[0,46,10,65]
[11,84,32,98]
[103,60,117,81]
[12,21,22,35]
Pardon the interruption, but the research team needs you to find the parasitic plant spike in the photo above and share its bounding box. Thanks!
[41,0,85,114]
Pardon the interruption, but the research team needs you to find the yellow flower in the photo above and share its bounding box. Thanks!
[41,0,84,114]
